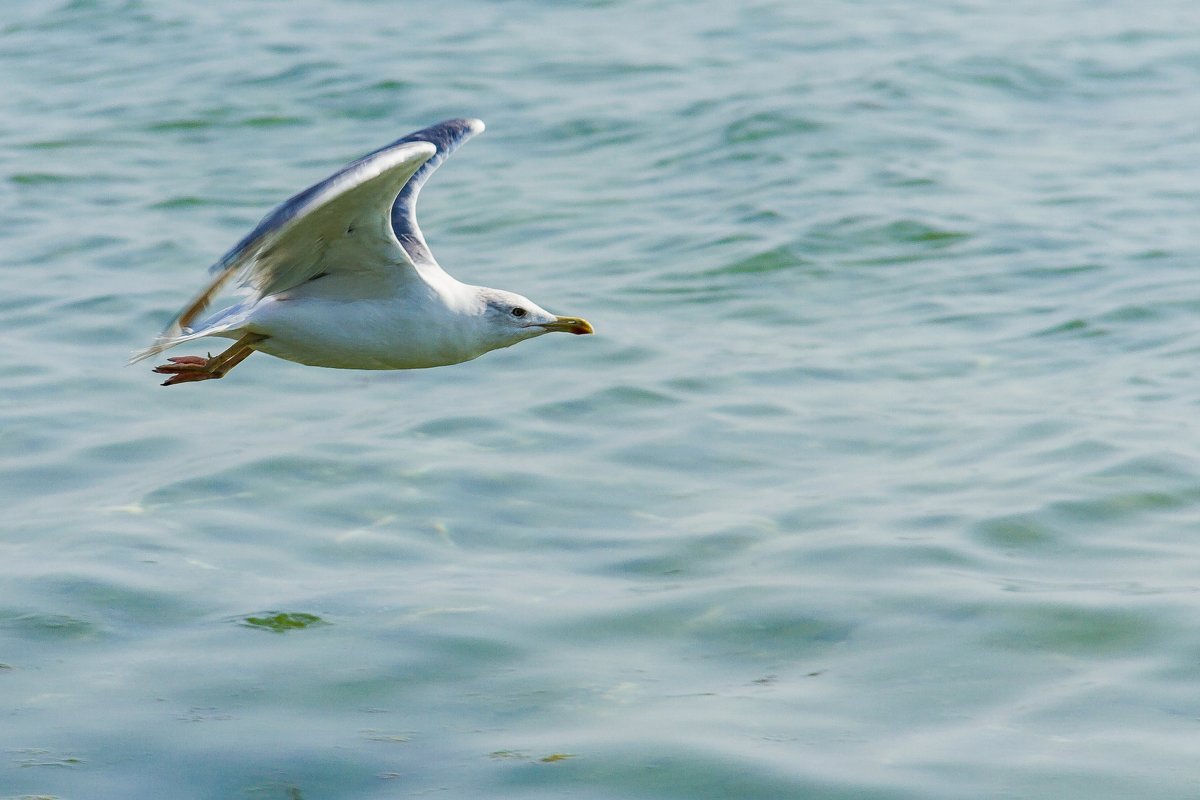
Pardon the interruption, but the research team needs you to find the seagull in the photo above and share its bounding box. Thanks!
[131,118,593,386]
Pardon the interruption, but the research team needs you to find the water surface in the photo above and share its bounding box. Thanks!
[4,1,1200,798]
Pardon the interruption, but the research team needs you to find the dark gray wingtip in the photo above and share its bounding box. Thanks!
[398,118,485,155]
[390,118,486,265]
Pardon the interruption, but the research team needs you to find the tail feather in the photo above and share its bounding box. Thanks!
[130,297,256,365]
[128,329,207,365]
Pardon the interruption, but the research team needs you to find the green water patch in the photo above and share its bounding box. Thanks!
[0,610,98,641]
[531,383,681,422]
[489,750,529,760]
[237,61,338,87]
[1033,318,1106,338]
[11,747,83,768]
[933,54,1067,100]
[20,136,102,150]
[239,115,305,128]
[147,118,215,132]
[989,604,1161,655]
[240,612,327,633]
[149,195,218,209]
[804,216,971,257]
[409,415,504,438]
[10,173,86,186]
[724,111,822,144]
[539,753,575,763]
[704,246,810,276]
[546,117,639,144]
[972,514,1057,550]
[369,79,411,92]
[879,219,970,245]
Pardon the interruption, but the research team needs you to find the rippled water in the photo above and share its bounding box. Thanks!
[4,1,1200,797]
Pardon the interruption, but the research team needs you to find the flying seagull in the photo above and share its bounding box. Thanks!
[131,118,592,386]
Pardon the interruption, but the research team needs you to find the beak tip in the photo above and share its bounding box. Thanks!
[550,316,594,335]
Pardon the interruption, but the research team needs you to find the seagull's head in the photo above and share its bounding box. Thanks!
[478,289,594,349]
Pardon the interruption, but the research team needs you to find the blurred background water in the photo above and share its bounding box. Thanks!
[3,0,1200,797]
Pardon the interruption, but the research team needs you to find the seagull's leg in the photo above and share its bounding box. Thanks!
[153,333,267,386]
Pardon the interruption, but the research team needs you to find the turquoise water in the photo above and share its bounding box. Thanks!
[4,1,1200,797]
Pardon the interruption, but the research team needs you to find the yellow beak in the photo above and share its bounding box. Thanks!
[540,316,594,335]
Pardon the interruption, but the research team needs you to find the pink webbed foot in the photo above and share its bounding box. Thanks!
[146,333,266,386]
[153,355,222,386]
[147,333,266,387]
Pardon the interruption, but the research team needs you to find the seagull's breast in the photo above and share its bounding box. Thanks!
[245,283,489,371]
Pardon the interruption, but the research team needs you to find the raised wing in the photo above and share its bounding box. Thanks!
[155,137,438,345]
[388,118,486,266]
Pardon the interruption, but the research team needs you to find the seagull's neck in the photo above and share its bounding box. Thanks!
[425,271,485,314]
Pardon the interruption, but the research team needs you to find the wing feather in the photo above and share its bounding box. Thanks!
[149,139,437,349]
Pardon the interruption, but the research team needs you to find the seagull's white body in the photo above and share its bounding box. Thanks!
[132,118,592,385]
[191,269,502,371]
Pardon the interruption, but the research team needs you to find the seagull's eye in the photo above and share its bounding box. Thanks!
[511,307,527,318]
